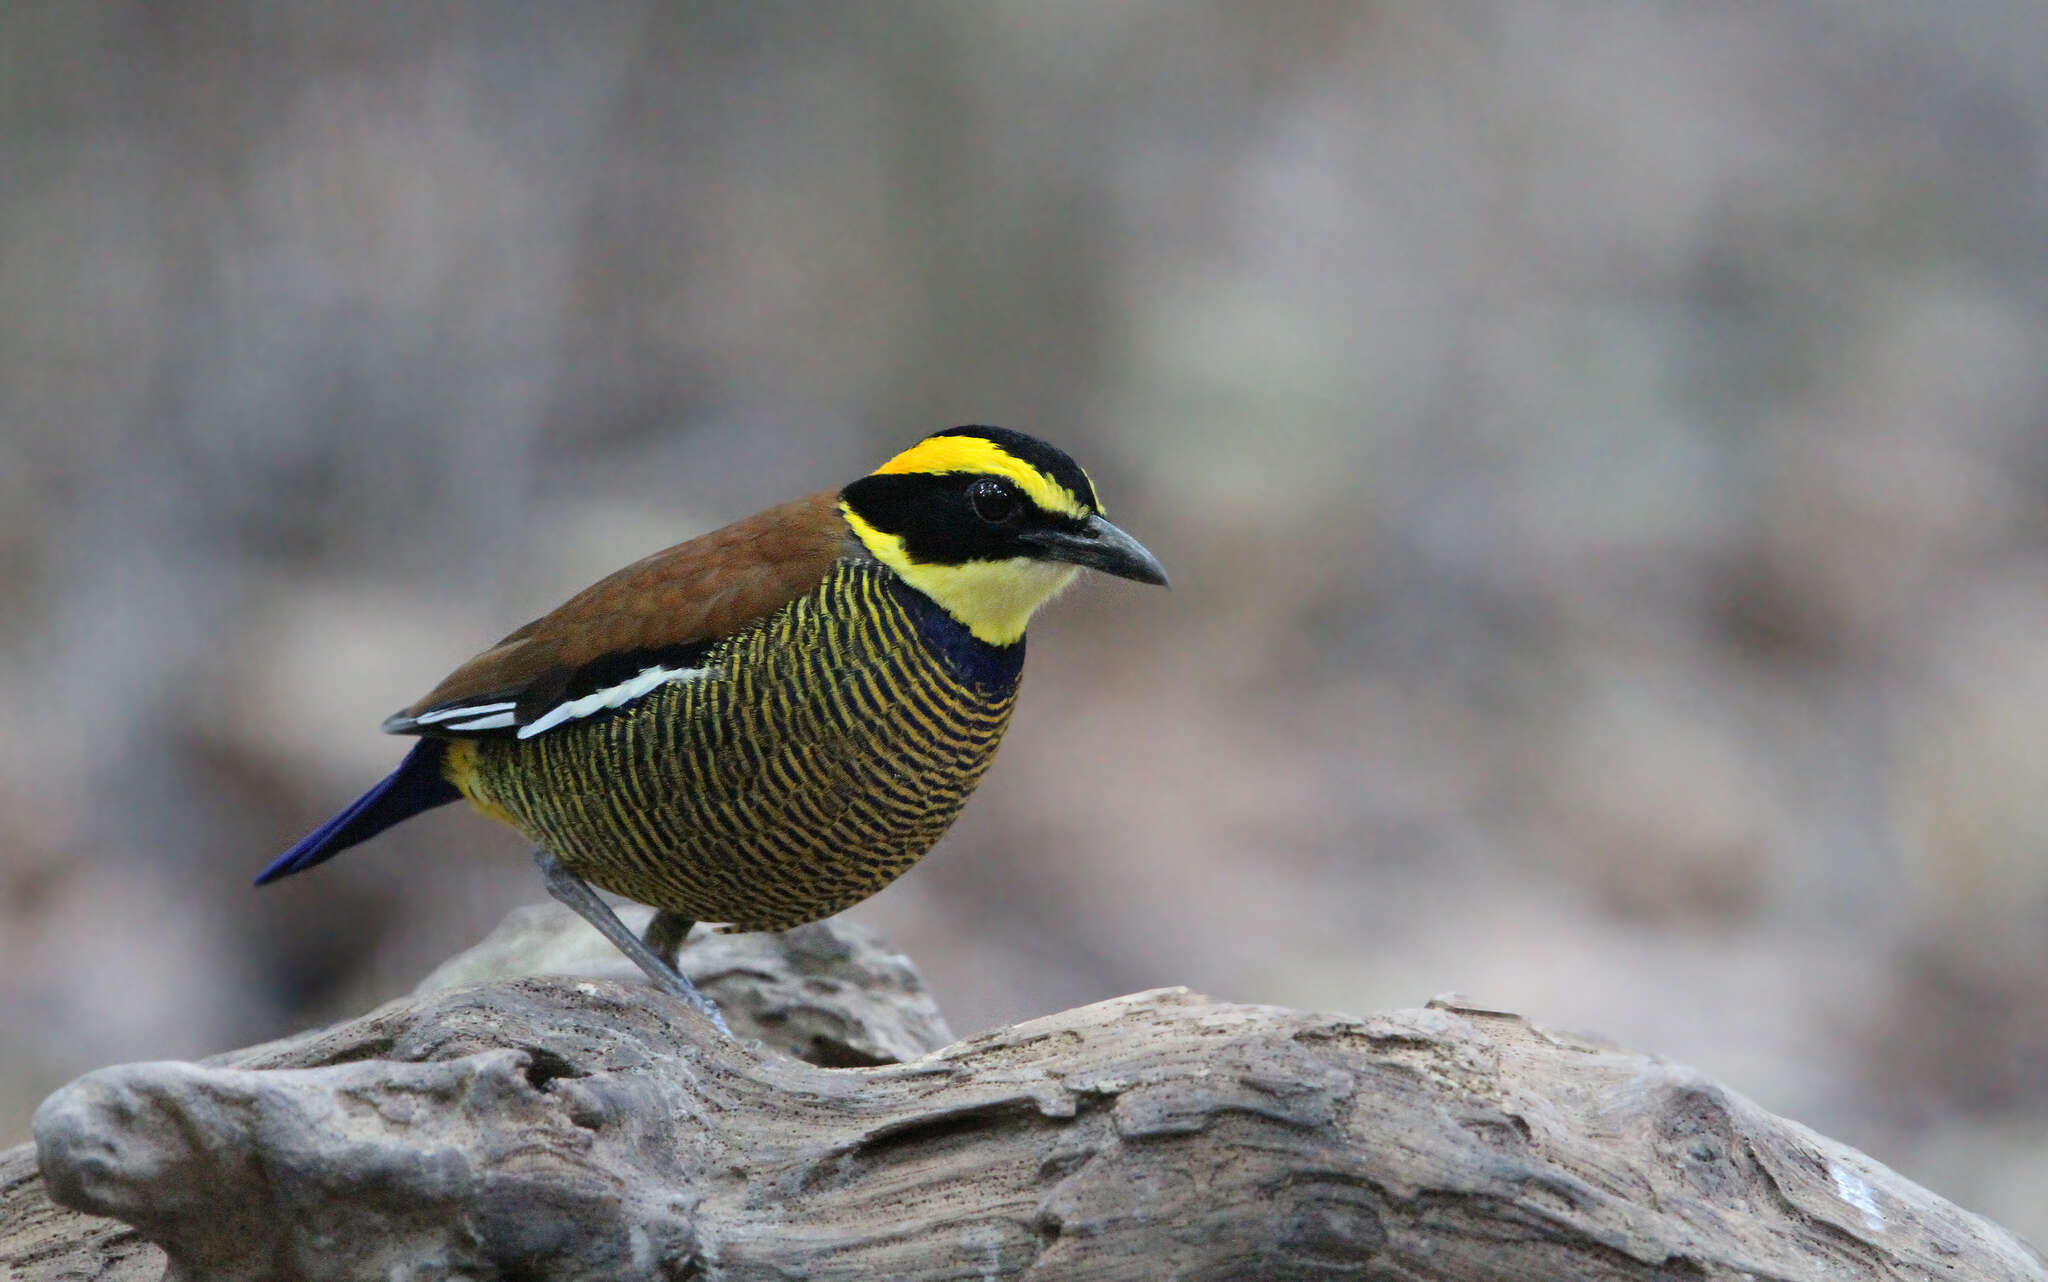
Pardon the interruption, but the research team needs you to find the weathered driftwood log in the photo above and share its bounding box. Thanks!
[6,906,2043,1282]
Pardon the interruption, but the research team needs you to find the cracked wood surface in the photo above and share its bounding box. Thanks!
[5,908,2043,1282]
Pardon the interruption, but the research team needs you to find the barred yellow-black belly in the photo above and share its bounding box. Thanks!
[259,426,1166,1029]
[447,561,1022,931]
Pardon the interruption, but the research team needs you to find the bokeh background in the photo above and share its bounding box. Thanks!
[5,0,2048,1244]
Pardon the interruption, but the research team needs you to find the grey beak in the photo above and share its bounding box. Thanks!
[1023,514,1169,587]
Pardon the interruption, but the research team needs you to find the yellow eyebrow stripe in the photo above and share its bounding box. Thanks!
[874,436,1093,519]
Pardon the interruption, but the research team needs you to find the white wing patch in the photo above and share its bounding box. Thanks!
[445,711,517,731]
[412,701,516,726]
[516,663,716,739]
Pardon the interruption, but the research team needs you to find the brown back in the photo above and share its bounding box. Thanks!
[403,490,852,718]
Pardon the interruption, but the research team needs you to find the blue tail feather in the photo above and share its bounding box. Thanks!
[255,741,461,885]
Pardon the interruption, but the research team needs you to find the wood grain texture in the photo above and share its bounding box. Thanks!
[6,907,2042,1282]
[402,490,851,719]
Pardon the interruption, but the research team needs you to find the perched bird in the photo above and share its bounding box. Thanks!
[257,426,1166,1026]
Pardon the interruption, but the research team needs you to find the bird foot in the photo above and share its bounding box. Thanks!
[531,849,732,1037]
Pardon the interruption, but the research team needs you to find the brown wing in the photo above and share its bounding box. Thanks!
[389,490,853,735]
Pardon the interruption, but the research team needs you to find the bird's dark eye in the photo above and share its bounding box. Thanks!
[967,477,1021,525]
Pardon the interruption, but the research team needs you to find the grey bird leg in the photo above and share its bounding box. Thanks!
[532,849,731,1036]
[643,909,697,973]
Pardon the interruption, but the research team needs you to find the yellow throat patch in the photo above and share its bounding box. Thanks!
[840,507,1079,646]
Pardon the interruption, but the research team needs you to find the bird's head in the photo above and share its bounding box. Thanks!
[839,426,1167,645]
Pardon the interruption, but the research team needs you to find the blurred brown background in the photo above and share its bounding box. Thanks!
[5,0,2048,1243]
